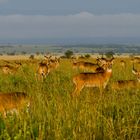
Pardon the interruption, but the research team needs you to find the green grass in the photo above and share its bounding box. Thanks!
[0,58,139,140]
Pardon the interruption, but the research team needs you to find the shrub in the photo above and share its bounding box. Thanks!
[84,54,91,59]
[64,50,74,58]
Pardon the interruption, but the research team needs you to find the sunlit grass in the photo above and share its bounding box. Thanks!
[0,58,139,139]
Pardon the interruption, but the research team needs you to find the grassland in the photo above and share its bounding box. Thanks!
[0,56,139,140]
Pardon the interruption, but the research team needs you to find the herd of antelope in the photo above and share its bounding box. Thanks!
[0,54,139,117]
[72,57,114,97]
[72,56,140,97]
[37,55,60,80]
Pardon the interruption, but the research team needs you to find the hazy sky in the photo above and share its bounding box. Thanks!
[0,0,140,42]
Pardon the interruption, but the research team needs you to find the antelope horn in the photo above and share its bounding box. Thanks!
[133,63,137,71]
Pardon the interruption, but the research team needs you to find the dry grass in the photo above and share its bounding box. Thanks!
[0,55,139,139]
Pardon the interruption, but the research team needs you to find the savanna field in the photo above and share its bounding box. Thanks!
[0,55,139,140]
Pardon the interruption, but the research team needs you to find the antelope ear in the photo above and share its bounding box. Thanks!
[111,59,114,64]
[110,57,114,63]
[132,69,137,75]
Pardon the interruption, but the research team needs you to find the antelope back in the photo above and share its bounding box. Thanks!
[0,92,29,117]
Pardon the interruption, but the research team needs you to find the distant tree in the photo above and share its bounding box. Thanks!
[64,50,74,58]
[84,54,91,59]
[29,54,34,60]
[105,51,115,58]
[36,52,40,56]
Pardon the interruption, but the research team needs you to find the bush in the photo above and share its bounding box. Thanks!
[64,50,73,58]
[29,55,34,59]
[105,51,115,58]
[84,54,91,59]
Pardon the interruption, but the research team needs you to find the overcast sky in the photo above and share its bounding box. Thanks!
[0,0,140,43]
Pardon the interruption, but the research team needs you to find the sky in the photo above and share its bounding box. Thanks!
[0,0,140,44]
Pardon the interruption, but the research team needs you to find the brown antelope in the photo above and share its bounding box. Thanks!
[49,57,60,71]
[72,60,100,72]
[111,65,140,90]
[71,57,114,97]
[37,62,50,80]
[0,92,29,117]
[96,57,106,66]
[130,56,140,63]
[0,62,22,74]
[45,55,60,69]
[96,55,112,66]
[37,55,51,80]
[37,56,60,80]
[95,56,114,72]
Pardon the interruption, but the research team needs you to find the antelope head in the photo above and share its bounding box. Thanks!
[132,63,140,82]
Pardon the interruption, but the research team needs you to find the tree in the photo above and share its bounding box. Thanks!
[36,52,40,56]
[64,50,74,58]
[29,54,34,60]
[84,54,91,59]
[105,51,115,58]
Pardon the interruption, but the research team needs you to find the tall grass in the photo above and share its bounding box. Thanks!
[0,58,139,140]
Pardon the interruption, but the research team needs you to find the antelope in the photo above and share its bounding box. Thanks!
[73,57,105,72]
[71,57,114,97]
[0,92,29,117]
[95,56,114,72]
[96,55,113,65]
[72,56,106,72]
[72,60,100,72]
[111,65,140,90]
[134,57,140,63]
[44,55,60,67]
[49,57,60,71]
[0,62,22,74]
[37,56,60,80]
[37,62,50,80]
